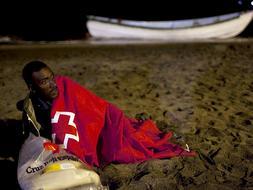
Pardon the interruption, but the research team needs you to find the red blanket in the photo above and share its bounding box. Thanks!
[51,76,195,167]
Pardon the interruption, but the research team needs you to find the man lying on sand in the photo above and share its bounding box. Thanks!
[17,60,195,167]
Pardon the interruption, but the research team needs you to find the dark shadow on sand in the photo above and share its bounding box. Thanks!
[0,119,24,190]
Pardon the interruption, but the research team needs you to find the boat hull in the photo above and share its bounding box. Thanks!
[87,11,253,40]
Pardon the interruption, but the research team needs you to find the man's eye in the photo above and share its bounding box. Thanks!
[40,80,48,85]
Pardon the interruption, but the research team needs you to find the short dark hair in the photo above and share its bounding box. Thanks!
[22,60,48,86]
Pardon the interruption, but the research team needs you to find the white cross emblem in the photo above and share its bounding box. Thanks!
[51,111,79,149]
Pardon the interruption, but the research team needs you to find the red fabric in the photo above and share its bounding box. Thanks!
[51,76,195,167]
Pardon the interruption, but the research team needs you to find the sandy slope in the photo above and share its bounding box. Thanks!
[0,40,253,189]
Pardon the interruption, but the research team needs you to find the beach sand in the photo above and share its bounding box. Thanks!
[0,39,253,189]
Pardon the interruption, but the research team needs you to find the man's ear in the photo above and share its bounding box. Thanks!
[28,83,32,91]
[28,84,35,93]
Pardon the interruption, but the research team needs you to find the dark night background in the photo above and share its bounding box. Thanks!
[1,0,253,41]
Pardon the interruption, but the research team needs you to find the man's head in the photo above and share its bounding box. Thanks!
[22,60,59,101]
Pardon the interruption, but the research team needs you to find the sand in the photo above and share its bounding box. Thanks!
[0,39,253,189]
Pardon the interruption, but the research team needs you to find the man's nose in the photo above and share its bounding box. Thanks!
[49,80,57,88]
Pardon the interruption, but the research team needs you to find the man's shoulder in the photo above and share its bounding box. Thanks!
[16,94,48,113]
[56,75,85,90]
[56,75,77,84]
[16,93,30,112]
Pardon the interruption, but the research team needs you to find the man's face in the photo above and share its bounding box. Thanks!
[31,67,59,101]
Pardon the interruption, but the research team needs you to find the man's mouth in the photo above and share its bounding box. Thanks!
[50,87,58,96]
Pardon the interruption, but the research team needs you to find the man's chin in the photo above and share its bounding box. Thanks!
[48,90,59,100]
[51,91,59,99]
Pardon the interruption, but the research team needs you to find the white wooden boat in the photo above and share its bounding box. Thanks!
[87,10,253,40]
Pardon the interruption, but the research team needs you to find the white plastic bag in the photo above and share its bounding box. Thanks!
[17,133,106,190]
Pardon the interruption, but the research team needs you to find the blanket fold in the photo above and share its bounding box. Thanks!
[51,76,195,167]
